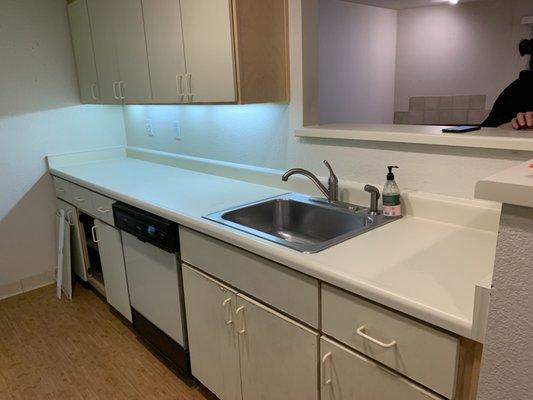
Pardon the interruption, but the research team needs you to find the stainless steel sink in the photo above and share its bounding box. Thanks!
[204,193,398,253]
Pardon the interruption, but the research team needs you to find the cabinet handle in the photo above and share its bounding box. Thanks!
[56,188,65,193]
[113,82,120,100]
[96,206,110,214]
[73,196,85,202]
[222,298,233,325]
[66,211,75,227]
[119,81,125,100]
[236,306,246,334]
[176,74,185,101]
[186,73,193,102]
[322,352,332,386]
[356,326,397,348]
[91,225,99,243]
[90,83,98,101]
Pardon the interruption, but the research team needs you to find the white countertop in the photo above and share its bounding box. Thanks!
[296,124,533,152]
[49,156,497,339]
[475,159,533,207]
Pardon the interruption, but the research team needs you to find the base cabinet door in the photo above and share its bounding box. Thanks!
[182,265,241,400]
[237,294,319,400]
[320,337,440,400]
[57,200,87,282]
[94,219,132,322]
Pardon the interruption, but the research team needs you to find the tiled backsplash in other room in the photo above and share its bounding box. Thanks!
[394,95,491,126]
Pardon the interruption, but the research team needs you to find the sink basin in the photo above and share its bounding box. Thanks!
[204,193,398,253]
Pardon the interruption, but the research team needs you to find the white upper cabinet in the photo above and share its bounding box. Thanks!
[70,0,288,104]
[86,0,151,104]
[111,0,152,103]
[86,0,121,104]
[142,0,187,103]
[67,0,99,103]
[180,0,236,103]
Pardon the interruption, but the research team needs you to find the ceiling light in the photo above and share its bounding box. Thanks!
[449,0,459,4]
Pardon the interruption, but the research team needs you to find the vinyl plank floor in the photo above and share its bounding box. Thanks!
[0,284,216,400]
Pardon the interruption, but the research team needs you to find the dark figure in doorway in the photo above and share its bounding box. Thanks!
[482,39,533,130]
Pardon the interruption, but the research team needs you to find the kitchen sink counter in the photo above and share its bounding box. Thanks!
[48,151,497,340]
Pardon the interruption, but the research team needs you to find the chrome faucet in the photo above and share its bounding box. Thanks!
[282,160,339,202]
[364,184,380,214]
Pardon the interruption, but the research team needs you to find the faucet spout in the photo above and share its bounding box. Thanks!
[282,160,339,202]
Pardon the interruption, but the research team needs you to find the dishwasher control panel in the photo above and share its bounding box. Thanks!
[113,202,179,253]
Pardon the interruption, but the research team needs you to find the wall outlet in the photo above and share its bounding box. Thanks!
[173,121,181,140]
[145,119,154,136]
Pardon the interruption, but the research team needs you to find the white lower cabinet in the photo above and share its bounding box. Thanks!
[320,336,440,400]
[182,265,319,400]
[94,219,132,322]
[182,265,241,400]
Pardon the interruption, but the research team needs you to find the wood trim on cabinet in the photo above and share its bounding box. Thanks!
[232,0,289,104]
[455,338,483,400]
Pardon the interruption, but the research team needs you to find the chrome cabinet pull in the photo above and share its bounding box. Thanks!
[236,306,246,334]
[112,81,120,100]
[118,81,125,99]
[96,206,110,214]
[356,326,397,348]
[90,83,98,101]
[91,225,99,243]
[322,352,332,385]
[73,196,85,202]
[222,298,233,325]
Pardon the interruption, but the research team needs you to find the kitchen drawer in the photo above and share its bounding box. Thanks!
[53,176,72,202]
[180,227,319,328]
[322,284,459,398]
[321,336,440,400]
[91,192,115,226]
[70,183,95,215]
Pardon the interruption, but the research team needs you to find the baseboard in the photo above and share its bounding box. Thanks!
[0,269,55,301]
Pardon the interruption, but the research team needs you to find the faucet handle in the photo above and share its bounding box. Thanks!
[323,160,338,182]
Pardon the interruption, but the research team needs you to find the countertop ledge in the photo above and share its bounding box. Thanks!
[48,152,497,341]
[296,124,533,152]
[476,159,533,207]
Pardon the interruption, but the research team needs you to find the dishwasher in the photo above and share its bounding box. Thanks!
[113,202,189,375]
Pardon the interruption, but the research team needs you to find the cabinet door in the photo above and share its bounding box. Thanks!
[182,265,241,400]
[180,0,236,103]
[237,294,318,400]
[94,219,132,322]
[320,337,440,400]
[67,0,99,103]
[112,0,152,103]
[56,203,73,300]
[87,0,121,103]
[57,200,88,281]
[142,0,187,103]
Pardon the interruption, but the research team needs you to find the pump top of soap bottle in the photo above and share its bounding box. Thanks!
[387,166,399,181]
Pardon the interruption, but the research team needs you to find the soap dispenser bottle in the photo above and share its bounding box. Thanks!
[383,166,401,217]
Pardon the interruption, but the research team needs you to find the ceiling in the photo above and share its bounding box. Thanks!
[341,0,491,10]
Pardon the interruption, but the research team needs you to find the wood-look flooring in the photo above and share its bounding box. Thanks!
[0,284,216,400]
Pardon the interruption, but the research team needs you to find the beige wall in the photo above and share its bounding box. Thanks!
[395,0,533,111]
[0,0,126,294]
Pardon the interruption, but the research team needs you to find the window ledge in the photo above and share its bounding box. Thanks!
[295,124,533,152]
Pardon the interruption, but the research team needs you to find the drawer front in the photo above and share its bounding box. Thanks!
[91,192,115,226]
[70,183,95,215]
[321,336,440,400]
[322,284,459,398]
[53,176,72,202]
[180,227,319,328]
